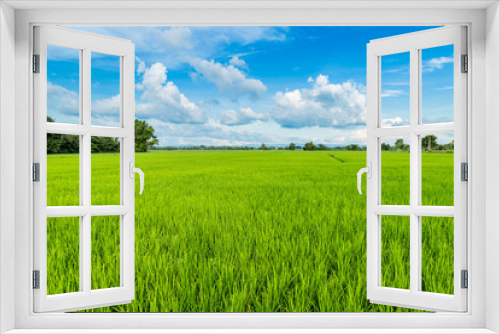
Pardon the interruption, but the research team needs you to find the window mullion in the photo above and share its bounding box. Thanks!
[81,47,92,294]
[409,47,420,294]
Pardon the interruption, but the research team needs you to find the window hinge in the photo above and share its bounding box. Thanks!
[33,54,40,73]
[33,270,40,289]
[461,270,468,289]
[461,162,468,182]
[33,163,40,182]
[461,54,468,73]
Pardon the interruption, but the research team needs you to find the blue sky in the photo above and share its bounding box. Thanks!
[47,26,454,146]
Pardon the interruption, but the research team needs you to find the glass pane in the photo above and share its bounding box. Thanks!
[91,216,120,290]
[47,134,80,206]
[47,217,80,295]
[381,136,410,205]
[381,215,410,290]
[421,217,454,294]
[421,133,454,206]
[421,45,454,124]
[91,52,121,127]
[381,52,410,127]
[47,44,80,125]
[91,137,120,206]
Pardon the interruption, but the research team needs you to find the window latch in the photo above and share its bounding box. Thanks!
[357,162,372,195]
[129,161,144,195]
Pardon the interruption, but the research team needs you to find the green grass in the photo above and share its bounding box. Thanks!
[46,150,454,312]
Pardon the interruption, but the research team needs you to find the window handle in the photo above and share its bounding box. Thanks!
[357,162,371,195]
[129,162,144,195]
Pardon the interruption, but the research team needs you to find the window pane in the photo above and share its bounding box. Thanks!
[381,136,410,205]
[421,133,454,206]
[421,217,454,294]
[47,217,80,295]
[91,137,120,205]
[91,216,120,290]
[381,215,410,290]
[47,44,80,125]
[381,52,410,127]
[421,45,454,124]
[91,52,121,127]
[47,134,80,206]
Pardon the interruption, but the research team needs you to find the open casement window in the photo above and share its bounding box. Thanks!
[33,26,139,312]
[363,26,467,312]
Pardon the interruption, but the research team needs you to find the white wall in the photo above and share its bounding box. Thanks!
[486,2,500,332]
[0,2,16,333]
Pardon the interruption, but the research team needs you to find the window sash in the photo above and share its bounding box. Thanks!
[32,25,136,313]
[366,26,468,312]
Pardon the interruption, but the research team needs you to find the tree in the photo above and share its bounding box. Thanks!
[317,144,328,151]
[135,119,159,152]
[381,143,391,151]
[260,143,268,150]
[346,144,360,151]
[91,136,120,153]
[303,141,317,151]
[47,116,159,153]
[47,116,62,153]
[421,135,438,151]
[288,143,296,151]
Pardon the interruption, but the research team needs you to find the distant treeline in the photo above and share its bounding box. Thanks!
[152,142,367,151]
[381,136,454,152]
[152,136,454,152]
[47,117,158,153]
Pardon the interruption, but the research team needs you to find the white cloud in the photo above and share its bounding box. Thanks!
[271,75,366,129]
[437,86,454,90]
[423,56,453,72]
[161,27,193,50]
[220,107,266,126]
[381,117,408,127]
[47,82,123,126]
[229,55,247,68]
[190,58,266,99]
[381,89,405,98]
[91,94,121,126]
[47,82,79,123]
[136,63,207,124]
[136,57,146,74]
[149,120,276,146]
[383,68,404,74]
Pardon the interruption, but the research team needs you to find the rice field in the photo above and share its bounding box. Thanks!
[46,150,454,312]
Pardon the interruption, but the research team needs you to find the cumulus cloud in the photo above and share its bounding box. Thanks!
[161,27,193,50]
[136,57,146,74]
[271,75,366,129]
[229,55,247,68]
[220,107,266,126]
[381,117,408,127]
[47,82,79,123]
[423,56,453,72]
[190,58,266,100]
[136,62,207,124]
[149,120,276,146]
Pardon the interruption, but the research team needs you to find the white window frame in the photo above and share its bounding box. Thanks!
[1,1,498,333]
[365,26,468,312]
[33,25,136,313]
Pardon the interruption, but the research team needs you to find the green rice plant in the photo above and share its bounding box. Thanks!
[46,150,454,312]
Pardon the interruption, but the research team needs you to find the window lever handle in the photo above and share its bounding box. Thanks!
[357,162,372,195]
[129,162,145,195]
